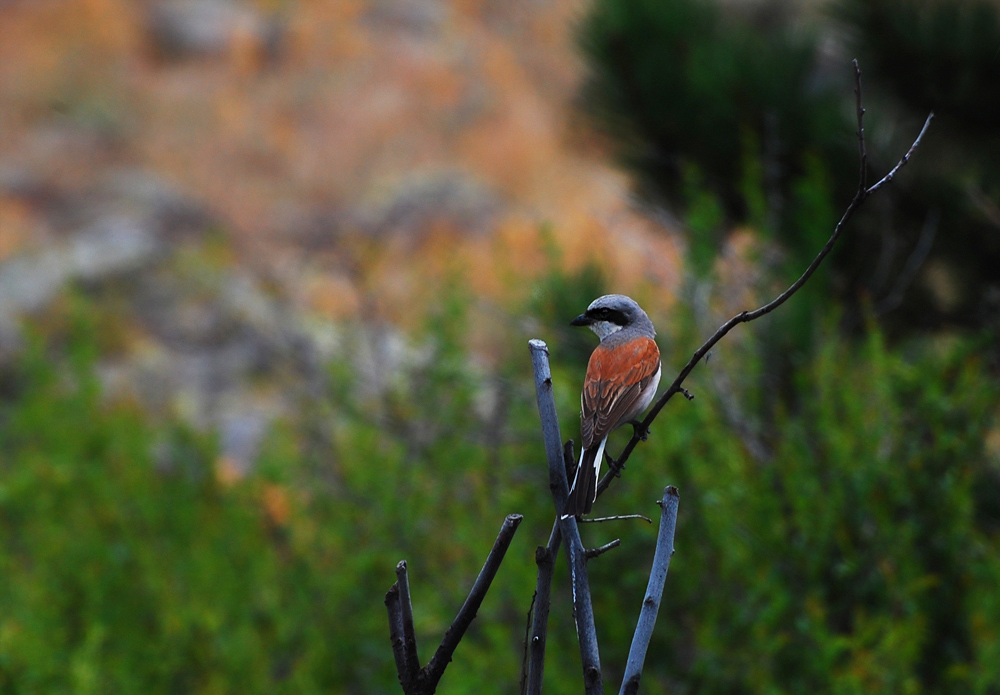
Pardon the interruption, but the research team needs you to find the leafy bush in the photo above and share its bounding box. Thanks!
[577,0,853,262]
[2,278,999,693]
[595,325,1000,693]
[834,0,1000,334]
[578,0,1000,336]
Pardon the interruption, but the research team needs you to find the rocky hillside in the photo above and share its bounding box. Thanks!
[0,0,684,470]
[0,0,681,303]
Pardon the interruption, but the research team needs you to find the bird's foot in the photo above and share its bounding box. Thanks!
[629,420,649,441]
[603,451,624,477]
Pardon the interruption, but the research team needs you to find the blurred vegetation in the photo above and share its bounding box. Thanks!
[3,0,1000,693]
[833,0,1000,333]
[3,267,1000,693]
[579,0,1000,338]
[577,0,852,258]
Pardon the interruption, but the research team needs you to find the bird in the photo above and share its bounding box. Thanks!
[563,294,661,517]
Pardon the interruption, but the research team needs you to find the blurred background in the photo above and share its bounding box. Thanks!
[2,0,1000,692]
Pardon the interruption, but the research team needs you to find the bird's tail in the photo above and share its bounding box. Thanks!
[564,437,607,517]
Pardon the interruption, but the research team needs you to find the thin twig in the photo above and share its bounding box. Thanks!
[422,514,524,693]
[865,112,934,196]
[388,515,525,695]
[595,64,935,500]
[529,340,604,695]
[520,592,536,695]
[855,60,867,192]
[619,487,680,695]
[578,514,652,524]
[585,539,622,561]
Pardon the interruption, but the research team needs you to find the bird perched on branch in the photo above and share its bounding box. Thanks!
[563,294,661,517]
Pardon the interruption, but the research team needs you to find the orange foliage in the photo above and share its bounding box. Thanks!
[0,196,36,261]
[0,0,688,535]
[261,483,291,526]
[0,0,681,325]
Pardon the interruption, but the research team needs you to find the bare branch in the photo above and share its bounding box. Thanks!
[386,584,411,691]
[558,512,604,694]
[529,340,604,695]
[423,513,524,692]
[865,112,934,196]
[854,60,868,192]
[395,561,421,687]
[595,65,935,500]
[529,340,571,515]
[524,434,578,695]
[525,521,561,695]
[619,487,680,695]
[388,514,524,695]
[585,539,622,561]
[526,339,584,691]
[521,592,535,695]
[578,514,652,524]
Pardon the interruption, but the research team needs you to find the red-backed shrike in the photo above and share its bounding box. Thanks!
[563,294,661,517]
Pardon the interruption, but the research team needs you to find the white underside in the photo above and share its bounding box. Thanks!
[628,364,661,423]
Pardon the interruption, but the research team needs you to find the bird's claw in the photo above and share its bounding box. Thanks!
[629,420,649,441]
[602,451,624,477]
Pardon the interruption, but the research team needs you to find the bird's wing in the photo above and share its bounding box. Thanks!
[581,336,661,449]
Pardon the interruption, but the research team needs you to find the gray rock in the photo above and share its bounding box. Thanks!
[145,0,280,61]
[0,165,465,473]
[0,249,71,316]
[69,213,162,280]
[362,0,448,36]
[218,406,271,473]
[353,169,502,239]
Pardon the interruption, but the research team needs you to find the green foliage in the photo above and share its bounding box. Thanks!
[527,226,609,369]
[833,0,1000,334]
[2,277,999,693]
[835,0,1000,133]
[578,0,1000,337]
[577,0,853,250]
[615,328,1000,694]
[0,292,555,695]
[682,164,727,277]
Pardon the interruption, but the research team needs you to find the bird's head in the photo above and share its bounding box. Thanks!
[570,294,654,340]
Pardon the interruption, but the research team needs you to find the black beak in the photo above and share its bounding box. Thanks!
[570,314,591,326]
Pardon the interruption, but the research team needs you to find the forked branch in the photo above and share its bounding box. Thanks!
[388,60,932,695]
[528,340,603,695]
[596,61,934,497]
[386,514,523,695]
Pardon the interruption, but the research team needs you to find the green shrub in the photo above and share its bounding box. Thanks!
[2,279,998,693]
[578,0,1000,337]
